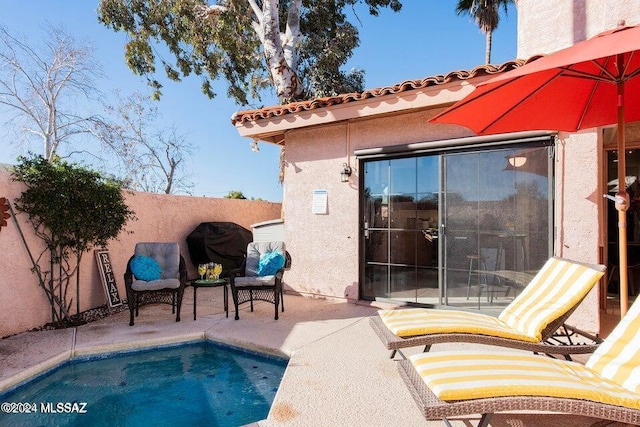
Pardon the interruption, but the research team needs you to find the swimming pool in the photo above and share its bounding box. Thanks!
[0,341,287,426]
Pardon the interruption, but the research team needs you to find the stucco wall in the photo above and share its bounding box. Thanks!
[0,170,282,337]
[555,131,601,263]
[554,131,602,331]
[517,0,640,58]
[284,124,360,299]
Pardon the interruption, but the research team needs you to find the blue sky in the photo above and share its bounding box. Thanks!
[0,1,517,202]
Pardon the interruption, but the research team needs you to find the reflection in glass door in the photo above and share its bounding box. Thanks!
[442,148,552,308]
[361,145,552,309]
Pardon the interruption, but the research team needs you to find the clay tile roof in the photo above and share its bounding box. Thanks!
[231,57,542,126]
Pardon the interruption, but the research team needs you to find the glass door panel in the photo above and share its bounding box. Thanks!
[442,146,551,309]
[362,156,440,303]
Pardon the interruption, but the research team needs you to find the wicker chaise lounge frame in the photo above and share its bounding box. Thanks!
[397,359,640,427]
[370,297,603,360]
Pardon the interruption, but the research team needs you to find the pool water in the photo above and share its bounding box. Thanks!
[0,341,287,427]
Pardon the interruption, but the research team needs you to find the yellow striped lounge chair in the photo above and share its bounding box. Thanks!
[371,257,605,359]
[398,294,640,426]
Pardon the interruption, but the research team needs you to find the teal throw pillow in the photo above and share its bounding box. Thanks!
[130,255,162,281]
[257,252,285,277]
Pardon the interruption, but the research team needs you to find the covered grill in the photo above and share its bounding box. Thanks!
[186,222,253,277]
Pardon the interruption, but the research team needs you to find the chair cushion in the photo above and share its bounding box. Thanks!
[245,241,285,277]
[234,275,276,286]
[134,242,180,279]
[130,255,162,281]
[131,278,181,291]
[409,350,640,409]
[257,251,285,276]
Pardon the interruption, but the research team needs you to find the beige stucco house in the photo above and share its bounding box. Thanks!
[232,0,640,334]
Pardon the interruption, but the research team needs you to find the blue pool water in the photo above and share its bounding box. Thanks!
[0,341,287,427]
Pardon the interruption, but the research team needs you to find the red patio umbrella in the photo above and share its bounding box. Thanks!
[431,21,640,317]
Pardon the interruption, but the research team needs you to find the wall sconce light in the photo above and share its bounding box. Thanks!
[250,139,260,152]
[508,156,527,168]
[340,163,352,182]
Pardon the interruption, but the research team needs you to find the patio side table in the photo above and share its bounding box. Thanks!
[191,278,228,320]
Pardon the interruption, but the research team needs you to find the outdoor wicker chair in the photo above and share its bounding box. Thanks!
[398,295,640,427]
[229,241,291,320]
[371,257,605,359]
[124,242,187,326]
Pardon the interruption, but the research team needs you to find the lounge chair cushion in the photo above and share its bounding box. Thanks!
[498,257,604,341]
[378,309,538,342]
[409,350,640,409]
[130,255,162,281]
[586,289,640,393]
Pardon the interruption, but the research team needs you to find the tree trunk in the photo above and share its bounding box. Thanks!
[260,0,304,103]
[282,0,303,77]
[485,30,492,64]
[49,247,56,321]
[76,252,82,315]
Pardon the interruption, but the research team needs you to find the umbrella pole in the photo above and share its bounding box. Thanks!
[616,75,629,318]
[617,209,629,317]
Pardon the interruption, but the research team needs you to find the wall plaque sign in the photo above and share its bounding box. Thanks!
[95,250,122,308]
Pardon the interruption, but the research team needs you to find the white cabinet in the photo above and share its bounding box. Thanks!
[252,219,285,242]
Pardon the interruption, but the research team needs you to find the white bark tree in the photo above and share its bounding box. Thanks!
[99,92,194,194]
[0,24,105,160]
[99,0,401,104]
[258,0,304,101]
[0,24,193,194]
[196,0,304,101]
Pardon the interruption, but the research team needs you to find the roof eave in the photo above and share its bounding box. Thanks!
[234,74,495,142]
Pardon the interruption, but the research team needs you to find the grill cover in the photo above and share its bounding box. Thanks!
[186,222,253,276]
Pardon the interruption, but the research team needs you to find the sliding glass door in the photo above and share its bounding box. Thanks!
[361,144,553,309]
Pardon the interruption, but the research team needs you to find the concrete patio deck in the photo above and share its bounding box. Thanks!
[0,287,634,427]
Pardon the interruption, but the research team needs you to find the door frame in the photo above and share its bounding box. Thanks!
[357,132,556,307]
